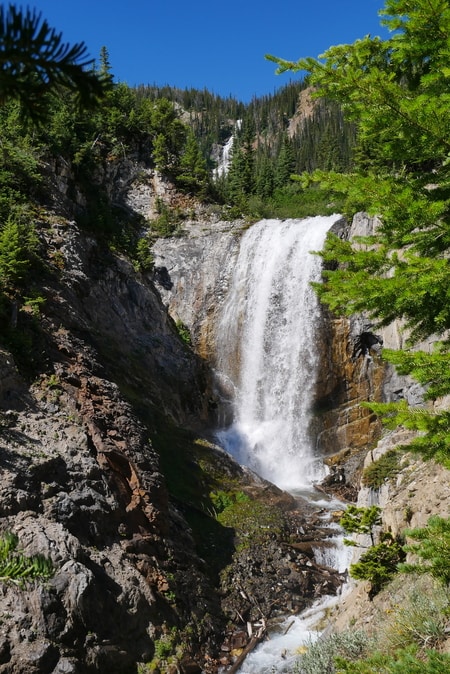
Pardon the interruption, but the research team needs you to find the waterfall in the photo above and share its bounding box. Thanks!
[215,216,340,491]
[213,120,241,178]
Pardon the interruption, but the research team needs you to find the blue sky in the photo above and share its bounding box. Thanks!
[30,1,389,102]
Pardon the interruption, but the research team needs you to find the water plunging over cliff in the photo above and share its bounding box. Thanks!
[216,216,340,490]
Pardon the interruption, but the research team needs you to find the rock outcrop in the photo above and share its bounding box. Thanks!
[0,217,227,672]
[152,218,244,362]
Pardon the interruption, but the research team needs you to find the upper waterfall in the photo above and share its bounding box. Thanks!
[215,216,341,490]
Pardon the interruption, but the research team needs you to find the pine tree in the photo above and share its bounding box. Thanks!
[274,134,294,188]
[177,129,208,193]
[98,45,113,82]
[268,0,450,468]
[0,5,108,124]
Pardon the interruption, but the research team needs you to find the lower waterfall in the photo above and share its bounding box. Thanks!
[216,215,341,491]
[215,215,350,672]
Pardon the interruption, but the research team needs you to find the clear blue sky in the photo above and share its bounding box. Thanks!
[30,1,389,102]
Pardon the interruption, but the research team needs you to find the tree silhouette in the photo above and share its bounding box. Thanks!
[0,5,108,124]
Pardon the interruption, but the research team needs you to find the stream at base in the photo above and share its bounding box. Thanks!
[235,491,353,673]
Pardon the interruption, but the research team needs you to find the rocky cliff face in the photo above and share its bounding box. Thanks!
[0,216,227,673]
[3,144,446,672]
[152,218,244,363]
[151,213,406,474]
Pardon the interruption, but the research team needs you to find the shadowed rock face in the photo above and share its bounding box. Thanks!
[0,220,223,673]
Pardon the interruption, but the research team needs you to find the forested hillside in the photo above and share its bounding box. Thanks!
[0,39,354,335]
[137,80,355,214]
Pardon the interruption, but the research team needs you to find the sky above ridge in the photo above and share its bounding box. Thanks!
[31,1,390,102]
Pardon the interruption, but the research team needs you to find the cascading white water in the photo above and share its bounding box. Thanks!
[216,216,341,490]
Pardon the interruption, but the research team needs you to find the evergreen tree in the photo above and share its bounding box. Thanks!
[177,129,209,193]
[98,45,113,82]
[256,154,275,199]
[274,134,295,188]
[267,0,450,468]
[0,5,108,124]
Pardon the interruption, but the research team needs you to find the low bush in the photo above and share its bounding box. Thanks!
[383,579,450,652]
[294,629,375,674]
[362,450,401,489]
[335,645,450,673]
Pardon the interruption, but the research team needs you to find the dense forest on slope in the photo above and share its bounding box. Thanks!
[137,80,355,214]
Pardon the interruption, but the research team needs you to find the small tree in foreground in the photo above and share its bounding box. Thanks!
[340,506,405,597]
[339,505,382,546]
[399,515,450,586]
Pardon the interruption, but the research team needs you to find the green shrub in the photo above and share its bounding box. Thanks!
[150,199,182,237]
[362,450,401,488]
[175,319,192,346]
[0,218,39,293]
[383,580,450,652]
[335,645,450,673]
[134,236,154,271]
[399,515,450,586]
[293,629,374,674]
[340,505,382,546]
[349,535,405,597]
[209,489,248,514]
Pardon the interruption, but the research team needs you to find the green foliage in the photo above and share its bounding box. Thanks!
[0,218,37,292]
[153,630,177,659]
[399,515,450,586]
[216,497,286,550]
[293,629,375,674]
[295,576,450,673]
[175,319,192,346]
[177,129,209,194]
[349,537,405,596]
[383,580,450,652]
[340,506,404,597]
[362,400,450,469]
[0,5,109,125]
[134,235,154,272]
[209,489,249,515]
[150,205,181,237]
[339,505,382,545]
[267,0,450,468]
[0,531,54,586]
[335,646,450,673]
[362,450,401,488]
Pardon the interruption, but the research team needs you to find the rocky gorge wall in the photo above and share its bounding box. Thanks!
[0,215,227,673]
[151,212,415,475]
[2,144,447,673]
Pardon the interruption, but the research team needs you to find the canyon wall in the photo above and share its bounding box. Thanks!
[152,212,416,472]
